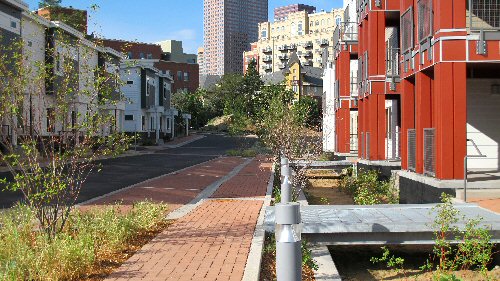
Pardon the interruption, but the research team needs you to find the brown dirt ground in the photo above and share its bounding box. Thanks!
[80,220,172,281]
[260,236,316,281]
[304,178,354,205]
[329,235,500,281]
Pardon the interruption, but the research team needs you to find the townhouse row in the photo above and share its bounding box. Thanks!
[324,0,500,203]
[0,0,193,147]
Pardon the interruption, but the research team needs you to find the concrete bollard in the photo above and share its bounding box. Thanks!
[275,202,302,281]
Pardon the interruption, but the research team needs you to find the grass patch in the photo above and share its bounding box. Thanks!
[0,201,168,280]
[226,149,258,158]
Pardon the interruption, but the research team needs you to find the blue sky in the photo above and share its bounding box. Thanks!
[25,0,343,54]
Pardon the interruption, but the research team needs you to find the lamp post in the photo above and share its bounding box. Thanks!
[281,156,292,203]
[275,202,302,281]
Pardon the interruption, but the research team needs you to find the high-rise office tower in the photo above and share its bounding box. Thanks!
[203,0,268,75]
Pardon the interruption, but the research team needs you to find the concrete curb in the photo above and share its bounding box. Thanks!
[166,157,254,220]
[77,157,219,207]
[163,135,206,148]
[242,166,274,281]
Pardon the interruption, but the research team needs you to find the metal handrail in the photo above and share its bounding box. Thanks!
[464,138,488,202]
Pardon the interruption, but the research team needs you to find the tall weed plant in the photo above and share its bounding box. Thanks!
[0,201,167,280]
[339,169,399,205]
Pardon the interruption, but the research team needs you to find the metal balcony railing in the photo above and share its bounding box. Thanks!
[304,41,313,48]
[278,45,288,51]
[262,47,272,53]
[386,47,400,78]
[467,0,500,31]
[288,44,297,50]
[278,54,289,60]
[386,130,401,160]
[418,0,433,43]
[401,7,414,54]
[407,129,417,172]
[263,55,272,62]
[350,134,358,153]
[350,76,359,97]
[423,128,436,176]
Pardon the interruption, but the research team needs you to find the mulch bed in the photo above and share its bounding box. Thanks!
[81,220,172,281]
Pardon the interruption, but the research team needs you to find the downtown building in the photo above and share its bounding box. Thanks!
[203,0,268,75]
[246,7,344,75]
[324,0,500,203]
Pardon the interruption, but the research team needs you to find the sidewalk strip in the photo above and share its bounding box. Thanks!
[242,167,274,281]
[166,157,254,220]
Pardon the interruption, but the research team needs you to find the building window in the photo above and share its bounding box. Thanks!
[141,116,145,131]
[125,115,134,121]
[71,111,77,129]
[261,30,267,39]
[298,22,303,35]
[184,72,189,81]
[139,52,145,59]
[335,16,341,26]
[127,80,134,85]
[167,118,170,130]
[147,53,153,59]
[10,21,16,28]
[27,41,32,47]
[127,52,133,59]
[46,108,55,133]
[177,71,183,81]
[150,117,154,130]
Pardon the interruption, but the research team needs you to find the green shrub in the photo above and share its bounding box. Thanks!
[338,169,398,205]
[0,201,168,280]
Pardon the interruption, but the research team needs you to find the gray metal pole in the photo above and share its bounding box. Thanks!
[275,203,302,281]
[280,157,292,203]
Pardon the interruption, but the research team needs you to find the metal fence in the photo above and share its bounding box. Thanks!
[418,0,433,43]
[350,134,358,153]
[407,129,417,171]
[401,7,414,54]
[468,0,500,31]
[423,128,436,176]
[386,131,401,160]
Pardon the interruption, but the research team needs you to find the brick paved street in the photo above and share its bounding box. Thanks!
[82,156,246,212]
[104,157,272,281]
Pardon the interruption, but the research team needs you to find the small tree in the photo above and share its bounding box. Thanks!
[39,0,62,8]
[0,30,130,238]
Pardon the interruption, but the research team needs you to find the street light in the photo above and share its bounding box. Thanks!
[281,156,292,203]
[275,202,302,281]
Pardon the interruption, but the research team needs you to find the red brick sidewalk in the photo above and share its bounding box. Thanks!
[469,198,500,214]
[105,157,272,281]
[82,157,245,213]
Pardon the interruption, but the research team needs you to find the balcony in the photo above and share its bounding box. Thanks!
[288,43,297,50]
[278,54,289,60]
[350,76,358,97]
[278,45,288,51]
[303,51,313,57]
[262,46,272,53]
[386,47,400,78]
[467,0,500,32]
[320,39,329,46]
[263,65,272,71]
[262,55,273,62]
[304,41,313,48]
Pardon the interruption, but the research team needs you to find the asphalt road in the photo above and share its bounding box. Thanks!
[0,134,255,208]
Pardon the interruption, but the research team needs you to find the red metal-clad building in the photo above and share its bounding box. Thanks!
[326,0,500,203]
